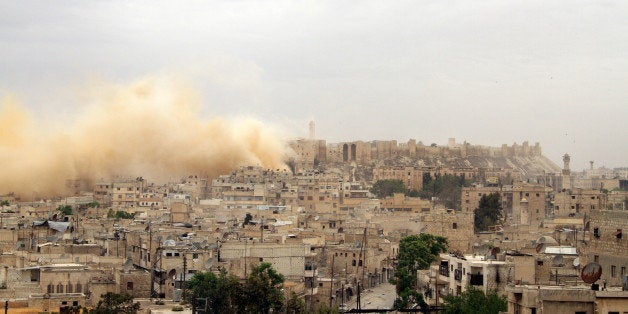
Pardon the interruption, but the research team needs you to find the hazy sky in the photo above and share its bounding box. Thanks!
[1,1,626,170]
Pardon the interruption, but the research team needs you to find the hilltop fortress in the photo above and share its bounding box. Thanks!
[289,134,560,183]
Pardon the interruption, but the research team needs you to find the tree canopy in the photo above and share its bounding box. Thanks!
[370,179,407,198]
[187,263,285,314]
[419,174,472,210]
[107,209,135,219]
[391,234,448,309]
[57,205,72,216]
[89,292,140,314]
[442,286,507,314]
[474,192,503,232]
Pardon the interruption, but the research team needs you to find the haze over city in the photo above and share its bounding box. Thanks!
[2,1,627,171]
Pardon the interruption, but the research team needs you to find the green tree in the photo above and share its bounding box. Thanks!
[442,286,507,314]
[243,213,253,226]
[474,192,503,232]
[115,211,135,219]
[370,180,406,198]
[420,174,471,210]
[245,262,285,313]
[57,205,73,216]
[89,292,140,314]
[285,291,306,314]
[87,201,100,208]
[187,263,285,314]
[0,200,9,207]
[187,269,243,313]
[391,234,448,309]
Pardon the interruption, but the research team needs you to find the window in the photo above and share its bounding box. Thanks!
[594,228,600,238]
[127,282,134,290]
[352,260,356,266]
[537,260,543,266]
[594,255,599,263]
[193,253,199,259]
[452,223,457,229]
[616,229,622,239]
[611,265,616,278]
[621,267,625,277]
[76,283,82,293]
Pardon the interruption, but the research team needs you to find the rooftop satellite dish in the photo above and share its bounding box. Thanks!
[573,257,580,267]
[581,262,602,284]
[552,255,564,266]
[123,258,134,273]
[491,247,501,255]
[535,243,545,253]
[205,258,213,270]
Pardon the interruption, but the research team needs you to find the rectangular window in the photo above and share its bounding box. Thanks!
[611,265,616,277]
[127,282,134,290]
[452,223,457,229]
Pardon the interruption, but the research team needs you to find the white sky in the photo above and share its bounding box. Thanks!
[1,0,627,170]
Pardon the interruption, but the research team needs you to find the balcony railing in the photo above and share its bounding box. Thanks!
[469,274,484,285]
[454,269,462,282]
[439,265,450,277]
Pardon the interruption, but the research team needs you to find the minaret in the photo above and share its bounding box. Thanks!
[562,153,571,190]
[309,121,315,140]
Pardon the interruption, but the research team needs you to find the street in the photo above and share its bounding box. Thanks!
[346,282,396,311]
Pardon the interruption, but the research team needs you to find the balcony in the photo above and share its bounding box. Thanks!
[469,274,484,286]
[439,265,450,277]
[304,269,318,277]
[454,269,462,282]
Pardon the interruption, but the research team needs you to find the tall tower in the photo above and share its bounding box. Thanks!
[309,121,315,140]
[562,154,571,175]
[562,153,572,190]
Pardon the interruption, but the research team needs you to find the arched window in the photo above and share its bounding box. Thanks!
[67,282,73,293]
[57,283,63,293]
[47,283,54,293]
[76,282,82,293]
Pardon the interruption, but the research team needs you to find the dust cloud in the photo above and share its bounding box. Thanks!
[0,76,288,199]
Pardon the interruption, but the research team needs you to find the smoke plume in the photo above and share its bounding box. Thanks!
[0,76,288,199]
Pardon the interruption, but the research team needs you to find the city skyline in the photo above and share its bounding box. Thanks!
[1,1,627,170]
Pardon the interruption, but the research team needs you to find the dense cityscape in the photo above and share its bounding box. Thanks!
[2,1,627,313]
[0,124,626,312]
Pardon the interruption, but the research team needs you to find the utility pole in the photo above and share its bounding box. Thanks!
[148,223,154,302]
[329,254,335,308]
[244,238,248,277]
[182,254,188,302]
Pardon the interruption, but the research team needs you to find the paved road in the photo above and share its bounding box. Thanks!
[346,282,396,311]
